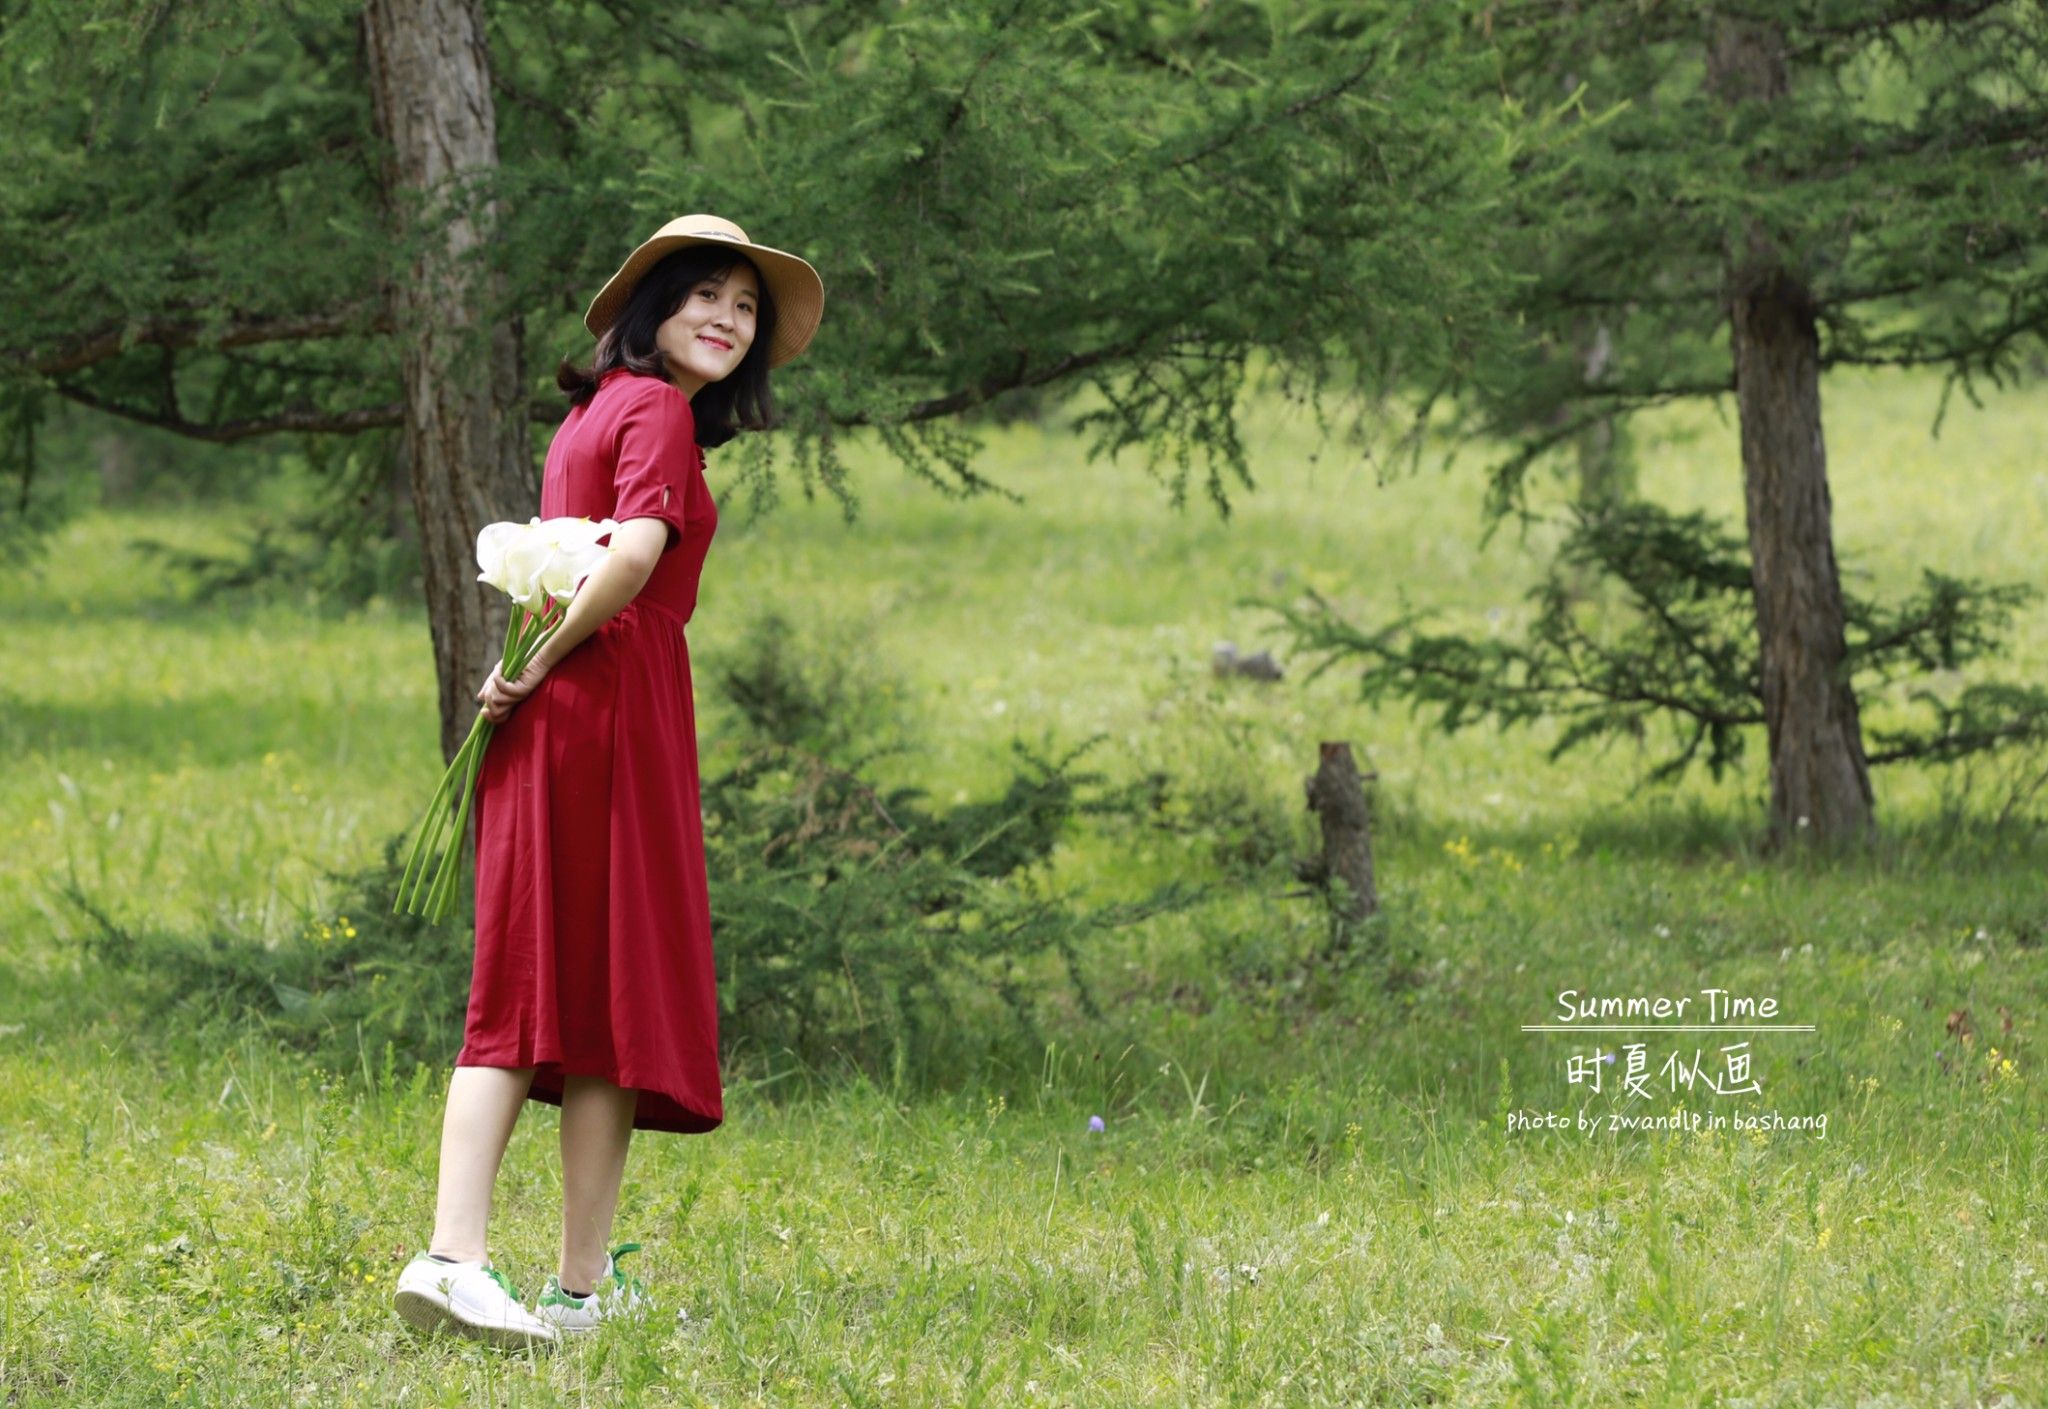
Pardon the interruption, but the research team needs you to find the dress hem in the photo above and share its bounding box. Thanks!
[455,1049,724,1136]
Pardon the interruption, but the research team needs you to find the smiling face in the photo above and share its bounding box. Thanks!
[654,260,760,397]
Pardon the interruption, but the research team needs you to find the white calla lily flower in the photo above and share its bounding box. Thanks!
[478,516,621,611]
[538,539,611,604]
[540,515,621,551]
[475,520,528,595]
[499,527,557,613]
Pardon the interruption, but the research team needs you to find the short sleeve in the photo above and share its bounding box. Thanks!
[608,380,697,553]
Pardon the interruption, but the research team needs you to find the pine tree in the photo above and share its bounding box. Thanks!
[1404,2,2048,846]
[1,0,1552,757]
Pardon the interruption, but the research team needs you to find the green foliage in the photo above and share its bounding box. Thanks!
[708,605,910,763]
[1257,499,2048,788]
[60,832,475,1075]
[1,0,1566,547]
[8,376,2048,1398]
[57,620,1203,1086]
[125,430,421,609]
[1455,3,2048,510]
[0,387,89,581]
[700,734,1200,1081]
[1115,666,1308,886]
[262,1082,376,1316]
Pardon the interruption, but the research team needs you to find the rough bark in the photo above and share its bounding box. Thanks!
[363,0,536,765]
[1302,742,1378,935]
[1706,16,1875,848]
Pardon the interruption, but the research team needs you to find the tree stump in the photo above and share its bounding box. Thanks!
[1302,742,1378,939]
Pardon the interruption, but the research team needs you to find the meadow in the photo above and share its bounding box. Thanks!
[3,364,2047,1406]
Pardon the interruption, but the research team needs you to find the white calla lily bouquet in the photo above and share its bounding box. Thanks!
[393,514,621,923]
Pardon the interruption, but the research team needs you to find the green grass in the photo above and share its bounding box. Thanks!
[3,365,2047,1405]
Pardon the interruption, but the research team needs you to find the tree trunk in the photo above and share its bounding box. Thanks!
[1553,30,1633,512]
[93,432,138,504]
[1572,318,1633,509]
[363,0,536,766]
[1706,17,1875,848]
[1302,742,1379,940]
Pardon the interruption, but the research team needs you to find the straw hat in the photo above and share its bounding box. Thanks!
[583,214,824,369]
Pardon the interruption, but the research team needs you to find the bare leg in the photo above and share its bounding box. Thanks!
[427,1065,536,1263]
[558,1073,638,1290]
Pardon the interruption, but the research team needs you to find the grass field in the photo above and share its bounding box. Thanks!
[3,365,2047,1405]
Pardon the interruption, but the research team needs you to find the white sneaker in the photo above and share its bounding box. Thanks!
[532,1242,654,1337]
[392,1252,559,1351]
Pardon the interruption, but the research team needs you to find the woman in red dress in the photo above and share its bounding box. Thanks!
[392,215,824,1349]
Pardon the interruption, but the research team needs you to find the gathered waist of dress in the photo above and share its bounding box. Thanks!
[621,594,690,630]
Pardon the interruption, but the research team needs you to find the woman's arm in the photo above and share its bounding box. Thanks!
[474,516,669,723]
[533,516,669,670]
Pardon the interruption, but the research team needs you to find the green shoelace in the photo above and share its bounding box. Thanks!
[607,1242,646,1295]
[544,1242,646,1305]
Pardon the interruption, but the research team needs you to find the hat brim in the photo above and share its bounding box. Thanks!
[583,234,824,370]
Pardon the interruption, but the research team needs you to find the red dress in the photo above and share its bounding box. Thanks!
[460,368,722,1134]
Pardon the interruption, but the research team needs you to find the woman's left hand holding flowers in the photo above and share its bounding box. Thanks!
[476,654,551,725]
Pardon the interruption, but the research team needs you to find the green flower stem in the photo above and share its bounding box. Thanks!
[395,600,569,922]
[394,769,449,910]
[505,608,540,673]
[419,725,484,918]
[507,604,563,677]
[394,712,486,916]
[501,599,523,666]
[394,726,472,913]
[429,718,494,922]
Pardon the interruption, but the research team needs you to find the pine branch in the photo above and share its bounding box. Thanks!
[21,305,392,378]
[842,334,1152,425]
[50,381,403,441]
[1262,501,2044,787]
[1765,0,2012,55]
[1866,683,2048,765]
[1163,52,1386,174]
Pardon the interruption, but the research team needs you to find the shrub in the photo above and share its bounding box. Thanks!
[705,604,909,762]
[63,621,1205,1091]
